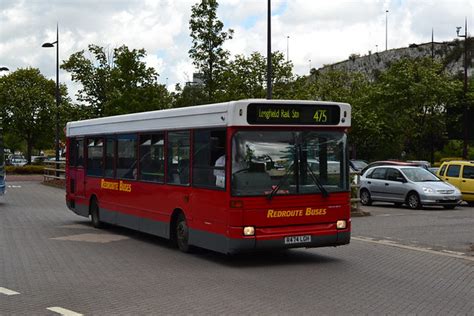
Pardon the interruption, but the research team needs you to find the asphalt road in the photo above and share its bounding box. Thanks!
[1,181,473,315]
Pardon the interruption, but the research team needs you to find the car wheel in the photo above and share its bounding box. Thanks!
[406,192,421,209]
[90,197,103,228]
[360,189,372,206]
[176,213,192,253]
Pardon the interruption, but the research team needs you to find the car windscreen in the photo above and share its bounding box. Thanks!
[401,167,440,182]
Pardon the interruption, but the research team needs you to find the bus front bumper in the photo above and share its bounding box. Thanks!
[227,224,351,254]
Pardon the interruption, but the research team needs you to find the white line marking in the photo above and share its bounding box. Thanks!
[353,237,474,262]
[0,287,20,295]
[46,307,83,316]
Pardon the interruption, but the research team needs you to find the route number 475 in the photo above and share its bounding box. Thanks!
[313,110,328,123]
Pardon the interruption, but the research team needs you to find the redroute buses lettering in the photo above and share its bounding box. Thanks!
[267,208,327,218]
[101,179,132,192]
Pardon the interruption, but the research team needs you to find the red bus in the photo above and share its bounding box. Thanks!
[65,99,351,254]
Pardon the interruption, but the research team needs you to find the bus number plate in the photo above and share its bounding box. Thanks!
[284,235,311,244]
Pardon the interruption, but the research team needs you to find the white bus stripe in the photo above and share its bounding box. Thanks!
[46,307,83,316]
[0,287,20,295]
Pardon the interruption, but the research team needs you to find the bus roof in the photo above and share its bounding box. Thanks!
[66,99,351,137]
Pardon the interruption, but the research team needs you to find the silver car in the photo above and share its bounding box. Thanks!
[359,166,462,209]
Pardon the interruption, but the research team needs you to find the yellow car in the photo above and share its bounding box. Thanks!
[437,160,474,206]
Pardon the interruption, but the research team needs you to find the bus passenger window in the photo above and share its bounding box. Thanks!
[139,133,164,183]
[86,138,104,177]
[105,138,115,178]
[117,135,137,180]
[192,129,226,189]
[167,131,190,185]
[76,139,84,167]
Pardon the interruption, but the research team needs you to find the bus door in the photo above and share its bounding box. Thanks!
[189,129,228,247]
[73,138,86,199]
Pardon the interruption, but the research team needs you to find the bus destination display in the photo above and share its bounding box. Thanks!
[247,103,340,125]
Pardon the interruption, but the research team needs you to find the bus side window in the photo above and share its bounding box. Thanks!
[76,139,84,167]
[167,131,190,185]
[139,133,164,183]
[105,137,115,178]
[192,129,226,189]
[86,137,104,177]
[117,134,137,180]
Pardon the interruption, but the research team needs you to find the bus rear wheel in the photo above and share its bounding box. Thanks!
[90,198,103,228]
[176,213,192,253]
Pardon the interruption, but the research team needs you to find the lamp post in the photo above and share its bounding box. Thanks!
[42,24,60,162]
[456,18,469,159]
[286,35,289,62]
[385,10,389,51]
[266,0,272,99]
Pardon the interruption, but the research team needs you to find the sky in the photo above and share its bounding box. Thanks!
[0,0,473,101]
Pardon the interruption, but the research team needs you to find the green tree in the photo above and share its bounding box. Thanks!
[0,68,68,162]
[220,51,293,101]
[62,44,172,117]
[189,0,233,102]
[368,57,460,161]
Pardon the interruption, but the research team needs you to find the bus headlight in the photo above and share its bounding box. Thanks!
[243,226,255,236]
[336,220,347,229]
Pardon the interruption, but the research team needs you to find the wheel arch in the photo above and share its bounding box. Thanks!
[405,190,419,202]
[89,194,98,215]
[169,208,185,241]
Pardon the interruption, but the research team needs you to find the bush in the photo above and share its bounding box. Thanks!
[6,165,44,174]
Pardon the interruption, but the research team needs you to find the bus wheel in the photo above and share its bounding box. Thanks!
[90,198,103,228]
[407,192,421,210]
[176,213,191,253]
[360,189,372,206]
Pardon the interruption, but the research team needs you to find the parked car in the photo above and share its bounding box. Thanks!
[407,160,431,168]
[359,165,461,209]
[8,155,27,167]
[350,159,368,172]
[437,160,474,206]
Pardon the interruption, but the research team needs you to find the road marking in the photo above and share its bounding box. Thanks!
[46,307,83,316]
[353,236,474,262]
[51,233,129,243]
[0,287,20,295]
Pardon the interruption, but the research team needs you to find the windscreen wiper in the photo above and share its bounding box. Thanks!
[302,160,329,198]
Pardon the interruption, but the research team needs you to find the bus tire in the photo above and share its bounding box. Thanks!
[90,197,103,228]
[406,192,421,210]
[176,213,192,253]
[360,189,372,206]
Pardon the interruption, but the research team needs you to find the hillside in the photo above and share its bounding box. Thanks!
[317,39,472,80]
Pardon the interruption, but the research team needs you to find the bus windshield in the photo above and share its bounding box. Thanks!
[231,130,348,197]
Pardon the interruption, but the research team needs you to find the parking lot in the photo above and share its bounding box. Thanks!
[1,180,473,315]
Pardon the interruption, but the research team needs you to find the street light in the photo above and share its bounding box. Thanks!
[42,24,60,162]
[385,10,389,51]
[0,67,9,72]
[266,0,272,99]
[286,35,289,62]
[456,18,469,159]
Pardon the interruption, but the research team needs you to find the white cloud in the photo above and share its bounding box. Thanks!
[1,0,473,103]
